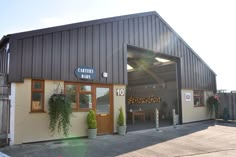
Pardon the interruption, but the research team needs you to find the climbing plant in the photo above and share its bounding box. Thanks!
[48,93,72,136]
[207,95,220,118]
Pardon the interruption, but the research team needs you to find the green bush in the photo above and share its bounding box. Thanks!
[118,107,125,126]
[48,94,72,136]
[87,110,97,129]
[207,95,220,118]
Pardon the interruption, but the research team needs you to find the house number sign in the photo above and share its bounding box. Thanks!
[116,88,125,96]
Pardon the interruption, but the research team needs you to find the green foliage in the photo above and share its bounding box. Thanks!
[207,95,219,118]
[48,94,72,136]
[87,110,97,129]
[118,107,125,126]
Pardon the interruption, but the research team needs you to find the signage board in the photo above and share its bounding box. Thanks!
[75,66,96,80]
[185,93,191,102]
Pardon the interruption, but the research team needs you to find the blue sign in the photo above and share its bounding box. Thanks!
[75,66,96,80]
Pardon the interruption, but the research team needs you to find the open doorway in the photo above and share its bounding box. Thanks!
[126,47,180,132]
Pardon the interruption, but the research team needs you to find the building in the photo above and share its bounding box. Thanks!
[0,11,217,145]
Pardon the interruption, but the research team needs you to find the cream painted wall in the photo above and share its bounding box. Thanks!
[9,83,16,145]
[13,79,88,144]
[181,89,214,123]
[113,85,126,132]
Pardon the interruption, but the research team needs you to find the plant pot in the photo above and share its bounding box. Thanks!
[88,128,97,139]
[118,125,127,135]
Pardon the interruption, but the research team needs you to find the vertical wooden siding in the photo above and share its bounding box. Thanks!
[8,13,216,91]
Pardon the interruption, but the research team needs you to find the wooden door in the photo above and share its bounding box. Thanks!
[95,85,113,135]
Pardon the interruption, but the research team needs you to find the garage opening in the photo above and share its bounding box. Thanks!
[126,46,180,132]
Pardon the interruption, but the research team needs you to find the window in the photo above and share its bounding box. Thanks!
[64,83,93,111]
[194,90,204,106]
[31,80,44,112]
[78,85,93,110]
[65,83,77,110]
[96,87,110,114]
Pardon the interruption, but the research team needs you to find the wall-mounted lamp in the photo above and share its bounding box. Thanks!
[102,72,108,78]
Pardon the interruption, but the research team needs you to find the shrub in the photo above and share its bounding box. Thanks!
[87,110,97,129]
[118,107,125,126]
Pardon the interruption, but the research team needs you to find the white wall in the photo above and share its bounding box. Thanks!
[181,89,213,123]
[9,83,16,145]
[113,85,126,132]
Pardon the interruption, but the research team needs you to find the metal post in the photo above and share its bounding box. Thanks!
[155,108,159,131]
[173,109,176,128]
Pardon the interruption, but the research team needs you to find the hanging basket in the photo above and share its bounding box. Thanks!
[48,94,72,136]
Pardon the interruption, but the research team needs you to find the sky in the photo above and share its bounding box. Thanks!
[0,0,235,91]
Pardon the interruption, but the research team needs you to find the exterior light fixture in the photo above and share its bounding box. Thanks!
[102,72,108,78]
[155,57,170,63]
[127,64,134,71]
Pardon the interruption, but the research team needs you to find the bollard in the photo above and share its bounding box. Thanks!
[173,109,176,128]
[156,108,159,131]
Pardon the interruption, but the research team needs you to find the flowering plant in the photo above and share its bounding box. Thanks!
[207,95,220,118]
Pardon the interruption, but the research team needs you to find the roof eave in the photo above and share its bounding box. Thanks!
[0,35,10,49]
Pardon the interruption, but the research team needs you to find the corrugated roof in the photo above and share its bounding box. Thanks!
[2,11,216,75]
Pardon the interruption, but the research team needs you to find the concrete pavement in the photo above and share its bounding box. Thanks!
[1,120,236,157]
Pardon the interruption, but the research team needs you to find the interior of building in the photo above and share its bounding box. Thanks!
[126,47,179,132]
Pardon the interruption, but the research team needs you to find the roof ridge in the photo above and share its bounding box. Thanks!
[9,11,158,38]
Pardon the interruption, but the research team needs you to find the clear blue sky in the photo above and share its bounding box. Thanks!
[1,0,235,91]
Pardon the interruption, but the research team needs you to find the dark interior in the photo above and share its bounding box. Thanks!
[126,48,179,132]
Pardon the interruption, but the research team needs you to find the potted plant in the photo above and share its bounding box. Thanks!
[87,110,97,139]
[117,107,126,135]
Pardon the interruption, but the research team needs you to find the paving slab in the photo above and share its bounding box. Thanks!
[1,120,236,157]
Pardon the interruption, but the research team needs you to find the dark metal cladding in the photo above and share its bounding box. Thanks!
[42,34,53,79]
[112,21,119,83]
[69,29,78,81]
[92,24,100,82]
[0,45,8,74]
[99,24,106,84]
[32,35,43,78]
[2,11,216,91]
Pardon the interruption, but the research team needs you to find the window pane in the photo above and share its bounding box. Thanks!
[79,94,92,109]
[194,91,204,106]
[96,88,110,114]
[194,96,201,106]
[80,85,91,92]
[33,82,42,89]
[65,84,77,109]
[32,92,43,110]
